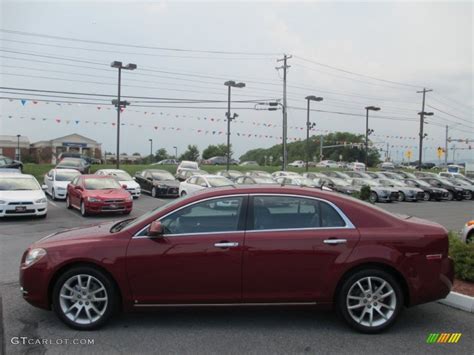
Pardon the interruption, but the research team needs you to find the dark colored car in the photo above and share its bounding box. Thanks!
[134,169,179,198]
[202,156,228,165]
[20,186,453,333]
[419,177,466,201]
[317,176,359,195]
[0,155,23,171]
[404,178,449,201]
[176,168,208,182]
[66,175,133,216]
[58,152,96,165]
[56,158,90,174]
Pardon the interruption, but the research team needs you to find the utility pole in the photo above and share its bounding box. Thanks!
[304,96,323,171]
[276,54,291,170]
[224,80,245,171]
[319,135,324,162]
[364,106,380,170]
[416,88,433,170]
[445,125,448,166]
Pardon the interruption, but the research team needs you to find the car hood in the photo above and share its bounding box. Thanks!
[0,190,45,201]
[35,221,118,245]
[154,180,179,188]
[86,189,131,199]
[119,180,140,189]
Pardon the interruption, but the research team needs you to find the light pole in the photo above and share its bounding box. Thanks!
[417,111,434,170]
[149,139,153,159]
[173,146,178,160]
[224,80,245,171]
[111,61,137,169]
[364,106,380,170]
[16,134,21,161]
[305,96,323,171]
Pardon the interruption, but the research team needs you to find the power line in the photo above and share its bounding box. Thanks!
[427,104,473,125]
[0,28,281,56]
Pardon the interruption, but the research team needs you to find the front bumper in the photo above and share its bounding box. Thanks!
[126,188,141,198]
[20,258,51,310]
[85,200,133,214]
[156,186,179,197]
[0,202,47,217]
[54,189,67,199]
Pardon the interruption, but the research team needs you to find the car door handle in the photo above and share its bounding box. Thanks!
[323,238,347,245]
[214,242,239,248]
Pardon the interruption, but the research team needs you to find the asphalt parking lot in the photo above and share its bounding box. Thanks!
[1,195,473,354]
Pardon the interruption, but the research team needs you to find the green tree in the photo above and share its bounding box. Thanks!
[179,145,200,161]
[154,148,169,162]
[202,144,231,159]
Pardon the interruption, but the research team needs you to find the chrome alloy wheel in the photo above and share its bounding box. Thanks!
[59,274,108,325]
[346,276,396,328]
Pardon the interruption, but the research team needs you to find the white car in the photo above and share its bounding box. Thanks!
[176,161,199,175]
[0,173,48,218]
[95,169,141,198]
[316,160,338,168]
[380,162,395,170]
[288,160,305,168]
[271,171,302,178]
[179,175,234,196]
[347,162,366,171]
[439,172,474,184]
[44,168,81,200]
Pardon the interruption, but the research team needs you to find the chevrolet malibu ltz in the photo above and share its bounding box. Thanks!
[20,186,453,333]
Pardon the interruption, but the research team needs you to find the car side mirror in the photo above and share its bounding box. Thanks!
[200,182,207,187]
[148,221,164,237]
[122,184,127,189]
[75,185,83,191]
[41,184,48,191]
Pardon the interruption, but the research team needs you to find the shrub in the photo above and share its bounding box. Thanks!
[359,185,371,202]
[448,232,474,282]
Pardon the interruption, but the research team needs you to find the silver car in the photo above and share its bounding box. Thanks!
[461,220,474,243]
[377,178,425,202]
[351,178,399,203]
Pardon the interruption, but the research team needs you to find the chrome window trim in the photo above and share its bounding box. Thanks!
[132,192,355,239]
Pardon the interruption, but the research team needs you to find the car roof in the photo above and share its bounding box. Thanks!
[52,168,81,173]
[81,174,114,179]
[0,173,35,179]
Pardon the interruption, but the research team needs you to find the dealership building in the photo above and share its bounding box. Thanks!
[0,134,102,164]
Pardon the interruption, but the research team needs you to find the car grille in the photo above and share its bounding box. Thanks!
[5,209,35,214]
[8,202,33,205]
[167,188,178,195]
[104,199,125,203]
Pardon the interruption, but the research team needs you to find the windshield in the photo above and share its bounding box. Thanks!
[152,172,175,180]
[207,177,233,187]
[58,160,81,167]
[55,171,80,181]
[84,178,121,190]
[0,177,40,191]
[413,179,431,187]
[362,180,381,187]
[292,178,316,186]
[387,180,406,187]
[181,162,197,169]
[109,171,133,181]
[227,171,242,178]
[253,177,276,184]
[437,178,455,186]
[333,178,351,186]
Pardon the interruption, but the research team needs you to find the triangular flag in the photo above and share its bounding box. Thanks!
[21,99,27,106]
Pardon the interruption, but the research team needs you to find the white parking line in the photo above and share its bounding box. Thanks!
[48,200,59,208]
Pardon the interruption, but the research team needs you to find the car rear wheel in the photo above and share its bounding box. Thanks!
[337,269,403,333]
[52,266,118,330]
[423,192,430,201]
[66,195,72,209]
[465,191,473,200]
[447,191,454,201]
[398,192,405,202]
[80,201,88,217]
[369,191,378,203]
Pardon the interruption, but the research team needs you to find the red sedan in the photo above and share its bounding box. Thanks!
[20,186,453,333]
[66,175,133,216]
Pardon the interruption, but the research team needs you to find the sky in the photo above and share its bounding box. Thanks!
[0,0,472,162]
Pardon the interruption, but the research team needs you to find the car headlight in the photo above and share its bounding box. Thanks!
[24,248,46,267]
[35,198,47,204]
[56,186,66,191]
[87,197,101,202]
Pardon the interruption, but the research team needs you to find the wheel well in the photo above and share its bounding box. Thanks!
[48,262,123,310]
[334,262,410,306]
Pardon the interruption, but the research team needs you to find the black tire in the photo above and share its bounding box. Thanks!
[38,213,47,219]
[181,191,187,197]
[80,201,88,217]
[52,266,118,330]
[51,188,57,201]
[337,268,404,334]
[369,191,378,203]
[151,187,158,198]
[398,192,405,202]
[423,192,430,201]
[467,231,473,244]
[66,195,72,209]
[447,191,454,201]
[465,191,473,200]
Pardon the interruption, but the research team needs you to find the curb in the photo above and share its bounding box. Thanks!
[438,292,474,313]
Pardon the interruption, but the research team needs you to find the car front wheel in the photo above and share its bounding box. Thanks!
[151,187,157,198]
[447,191,454,201]
[337,269,403,333]
[80,201,88,217]
[66,195,72,209]
[369,191,378,203]
[52,266,118,330]
[423,192,430,201]
[398,192,405,202]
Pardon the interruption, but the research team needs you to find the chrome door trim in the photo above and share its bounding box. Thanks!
[323,239,348,245]
[133,301,317,307]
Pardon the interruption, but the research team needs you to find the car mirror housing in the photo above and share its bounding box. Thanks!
[41,184,48,191]
[74,185,83,191]
[148,221,164,237]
